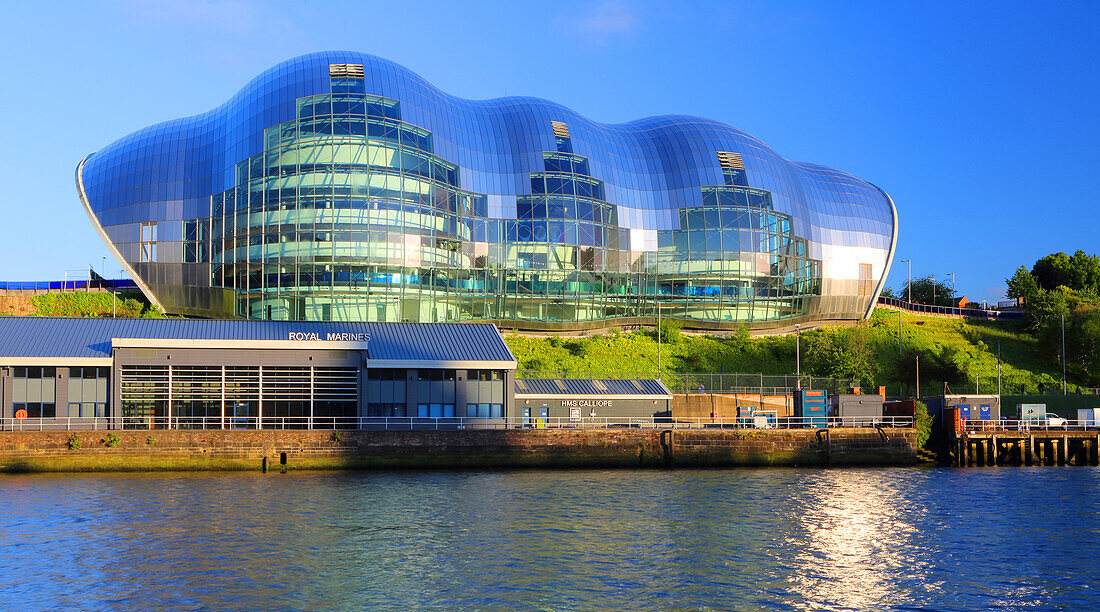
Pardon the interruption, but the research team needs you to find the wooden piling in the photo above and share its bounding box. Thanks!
[992,435,998,466]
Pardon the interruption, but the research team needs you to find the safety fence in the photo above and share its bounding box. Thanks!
[878,295,1023,320]
[963,419,1100,432]
[0,279,138,291]
[0,415,913,431]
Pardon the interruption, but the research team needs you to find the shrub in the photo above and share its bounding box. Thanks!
[658,319,683,344]
[914,401,932,449]
[28,291,164,318]
[146,436,156,445]
[104,433,120,448]
[67,434,81,450]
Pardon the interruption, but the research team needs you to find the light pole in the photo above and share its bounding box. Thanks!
[997,340,1001,396]
[931,274,936,307]
[946,272,955,308]
[795,322,801,390]
[656,301,662,378]
[901,259,911,303]
[1062,314,1067,395]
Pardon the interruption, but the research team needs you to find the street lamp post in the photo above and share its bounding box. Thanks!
[898,310,903,357]
[901,259,911,303]
[656,301,662,378]
[946,273,955,308]
[997,340,1002,396]
[1062,314,1067,395]
[931,274,936,307]
[795,323,801,390]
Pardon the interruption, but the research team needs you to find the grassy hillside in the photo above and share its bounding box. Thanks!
[506,308,1079,397]
[0,291,165,318]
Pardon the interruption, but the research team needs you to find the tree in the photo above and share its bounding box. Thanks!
[803,328,878,389]
[1013,251,1100,386]
[1005,265,1039,304]
[900,276,956,306]
[1031,252,1073,291]
[1069,250,1100,294]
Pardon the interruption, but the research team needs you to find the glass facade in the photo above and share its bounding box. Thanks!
[78,52,896,330]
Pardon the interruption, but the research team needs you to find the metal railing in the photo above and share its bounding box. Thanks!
[878,295,1023,320]
[0,415,914,431]
[0,279,137,291]
[963,419,1100,432]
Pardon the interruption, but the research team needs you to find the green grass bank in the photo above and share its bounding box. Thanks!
[506,308,1084,398]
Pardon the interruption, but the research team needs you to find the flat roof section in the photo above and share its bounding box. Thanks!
[0,317,516,365]
[516,378,672,399]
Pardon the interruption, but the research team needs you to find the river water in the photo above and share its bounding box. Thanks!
[0,467,1097,611]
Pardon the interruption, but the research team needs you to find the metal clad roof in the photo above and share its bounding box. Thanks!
[0,318,515,363]
[516,378,671,397]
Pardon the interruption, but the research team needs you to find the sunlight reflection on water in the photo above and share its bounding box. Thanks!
[0,467,1097,611]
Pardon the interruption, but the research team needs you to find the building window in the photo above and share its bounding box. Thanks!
[12,367,57,418]
[858,263,873,296]
[67,366,109,418]
[417,403,455,418]
[466,403,503,418]
[140,222,158,262]
[471,369,504,382]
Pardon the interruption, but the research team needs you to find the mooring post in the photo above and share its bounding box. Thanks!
[660,430,674,468]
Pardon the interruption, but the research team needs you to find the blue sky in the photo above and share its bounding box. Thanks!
[0,0,1097,303]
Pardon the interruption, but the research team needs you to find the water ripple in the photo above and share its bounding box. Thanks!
[0,467,1098,610]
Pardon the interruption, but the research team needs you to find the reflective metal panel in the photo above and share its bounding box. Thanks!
[78,52,896,329]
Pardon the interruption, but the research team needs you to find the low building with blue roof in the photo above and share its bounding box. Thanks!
[0,317,669,430]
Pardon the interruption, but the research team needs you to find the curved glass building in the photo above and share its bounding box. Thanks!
[78,51,896,330]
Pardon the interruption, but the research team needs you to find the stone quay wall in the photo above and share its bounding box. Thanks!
[0,427,917,472]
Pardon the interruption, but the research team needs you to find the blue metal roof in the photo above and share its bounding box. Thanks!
[516,378,671,397]
[0,317,515,363]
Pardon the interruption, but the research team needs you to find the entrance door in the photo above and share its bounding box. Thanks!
[232,402,255,429]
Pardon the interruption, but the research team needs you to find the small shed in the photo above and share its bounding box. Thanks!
[514,378,672,423]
